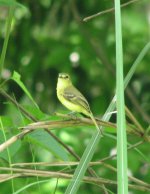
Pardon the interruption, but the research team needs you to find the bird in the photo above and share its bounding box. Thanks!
[56,73,103,135]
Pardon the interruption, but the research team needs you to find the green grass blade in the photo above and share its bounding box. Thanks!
[107,41,150,120]
[64,23,150,194]
[64,42,150,193]
[0,117,15,193]
[115,0,128,193]
[26,130,69,161]
[11,71,39,109]
[0,7,14,80]
[13,179,51,194]
[124,41,150,88]
[107,41,150,118]
[0,0,26,9]
[0,0,25,8]
[65,131,102,194]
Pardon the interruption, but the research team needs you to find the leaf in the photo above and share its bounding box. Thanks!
[0,0,26,9]
[11,71,39,109]
[0,130,21,161]
[26,130,69,161]
[23,105,49,120]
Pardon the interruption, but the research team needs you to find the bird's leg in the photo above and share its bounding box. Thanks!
[67,111,78,120]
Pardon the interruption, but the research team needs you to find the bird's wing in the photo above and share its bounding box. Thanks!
[63,86,91,113]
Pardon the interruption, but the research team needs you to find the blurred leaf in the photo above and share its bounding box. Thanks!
[11,71,39,109]
[26,130,69,161]
[104,126,116,133]
[0,157,9,167]
[0,130,21,161]
[0,0,26,9]
[0,115,12,128]
[23,105,49,120]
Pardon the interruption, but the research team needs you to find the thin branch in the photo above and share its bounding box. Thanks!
[9,161,150,189]
[0,130,31,152]
[11,161,116,172]
[100,140,144,162]
[0,89,37,121]
[1,113,149,154]
[0,109,149,154]
[70,0,115,74]
[0,167,150,192]
[0,89,98,177]
[126,87,150,124]
[83,0,140,22]
[22,114,116,130]
[0,167,117,185]
[0,115,115,153]
[125,106,145,133]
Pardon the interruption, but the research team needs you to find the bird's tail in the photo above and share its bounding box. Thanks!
[90,113,103,136]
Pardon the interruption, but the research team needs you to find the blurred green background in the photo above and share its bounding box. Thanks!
[0,0,150,193]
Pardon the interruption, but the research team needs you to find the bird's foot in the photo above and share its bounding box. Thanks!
[67,111,78,120]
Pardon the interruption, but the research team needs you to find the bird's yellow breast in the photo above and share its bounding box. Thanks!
[57,90,83,113]
[56,76,90,116]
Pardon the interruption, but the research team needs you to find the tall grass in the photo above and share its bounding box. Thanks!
[64,1,150,194]
[0,7,14,79]
[0,6,15,193]
[64,0,128,192]
[115,0,128,193]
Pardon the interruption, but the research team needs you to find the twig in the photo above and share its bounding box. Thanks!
[100,140,144,162]
[0,89,37,121]
[0,167,150,191]
[126,87,150,124]
[0,89,98,177]
[125,106,145,134]
[0,129,31,152]
[70,0,115,74]
[83,0,140,22]
[10,161,150,189]
[22,113,116,130]
[0,117,115,152]
[11,161,117,174]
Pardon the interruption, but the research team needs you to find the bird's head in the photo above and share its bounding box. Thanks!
[57,73,72,88]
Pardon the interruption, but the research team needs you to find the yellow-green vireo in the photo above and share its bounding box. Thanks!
[56,73,103,135]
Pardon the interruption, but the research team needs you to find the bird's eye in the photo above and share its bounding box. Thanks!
[58,73,69,79]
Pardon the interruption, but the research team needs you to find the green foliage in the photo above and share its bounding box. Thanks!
[0,116,21,161]
[0,0,150,194]
[0,130,21,161]
[115,1,128,193]
[26,130,69,161]
[11,71,39,109]
[0,0,25,9]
